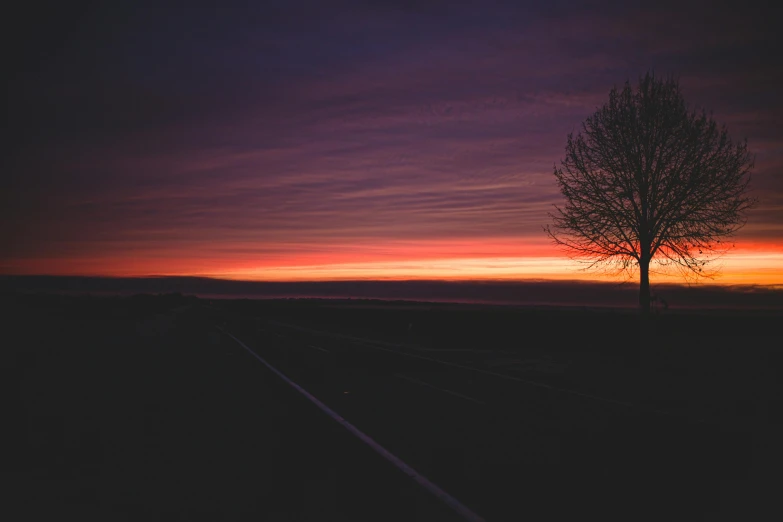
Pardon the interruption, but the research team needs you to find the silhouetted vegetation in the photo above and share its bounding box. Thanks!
[546,73,756,313]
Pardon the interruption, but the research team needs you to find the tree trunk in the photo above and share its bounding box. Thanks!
[638,257,655,373]
[639,258,651,314]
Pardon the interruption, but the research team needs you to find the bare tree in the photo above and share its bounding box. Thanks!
[545,73,756,313]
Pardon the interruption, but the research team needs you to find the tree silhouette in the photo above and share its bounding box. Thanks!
[545,73,756,313]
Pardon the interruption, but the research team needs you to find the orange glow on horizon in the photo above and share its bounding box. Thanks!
[3,238,783,286]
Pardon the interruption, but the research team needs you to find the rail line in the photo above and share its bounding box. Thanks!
[219,326,486,522]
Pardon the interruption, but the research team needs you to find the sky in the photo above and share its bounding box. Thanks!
[3,0,782,284]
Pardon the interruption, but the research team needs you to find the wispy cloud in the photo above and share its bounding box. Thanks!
[2,1,781,283]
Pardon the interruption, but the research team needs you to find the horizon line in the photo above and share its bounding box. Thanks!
[3,273,783,290]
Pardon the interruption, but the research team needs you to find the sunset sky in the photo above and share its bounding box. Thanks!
[3,1,782,284]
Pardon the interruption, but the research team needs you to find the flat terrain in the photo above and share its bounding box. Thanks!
[5,294,462,521]
[6,293,782,520]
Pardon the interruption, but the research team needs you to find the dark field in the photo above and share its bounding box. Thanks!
[5,292,782,521]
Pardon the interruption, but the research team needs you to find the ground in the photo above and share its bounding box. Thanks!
[5,292,781,521]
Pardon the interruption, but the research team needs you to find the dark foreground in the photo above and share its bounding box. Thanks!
[5,293,782,521]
